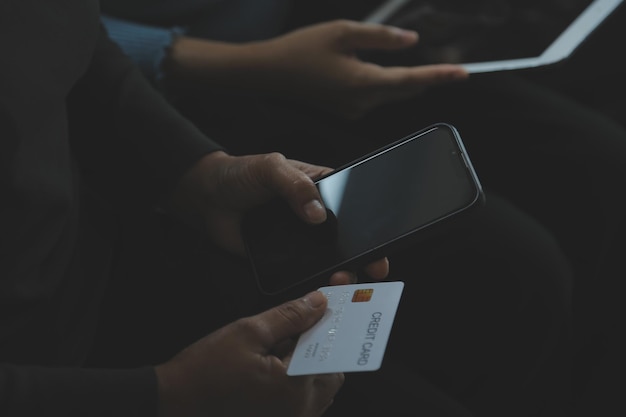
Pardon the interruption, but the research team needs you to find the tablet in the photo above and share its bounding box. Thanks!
[363,0,623,73]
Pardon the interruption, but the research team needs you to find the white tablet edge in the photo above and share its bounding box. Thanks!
[364,0,623,74]
[364,0,411,24]
[463,0,623,73]
[541,0,622,64]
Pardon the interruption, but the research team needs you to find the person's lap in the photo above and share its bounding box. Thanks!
[166,70,626,414]
[87,1,625,413]
[86,186,574,416]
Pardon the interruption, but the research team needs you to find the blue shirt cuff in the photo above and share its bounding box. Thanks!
[101,15,186,84]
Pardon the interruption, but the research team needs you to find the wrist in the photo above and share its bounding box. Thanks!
[155,363,194,417]
[166,151,230,226]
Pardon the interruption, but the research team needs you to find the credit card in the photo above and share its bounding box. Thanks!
[287,281,404,376]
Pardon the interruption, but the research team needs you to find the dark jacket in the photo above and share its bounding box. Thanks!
[0,0,220,414]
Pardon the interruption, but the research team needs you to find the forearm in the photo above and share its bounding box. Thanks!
[71,25,223,208]
[100,15,283,95]
[161,36,276,93]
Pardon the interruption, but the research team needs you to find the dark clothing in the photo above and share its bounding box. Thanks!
[20,0,623,415]
[87,188,575,417]
[101,0,226,23]
[187,68,626,414]
[0,0,220,414]
[98,1,626,415]
[95,3,584,417]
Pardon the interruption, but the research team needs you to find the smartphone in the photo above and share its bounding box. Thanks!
[241,123,485,296]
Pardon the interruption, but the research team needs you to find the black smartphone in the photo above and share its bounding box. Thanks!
[242,123,485,296]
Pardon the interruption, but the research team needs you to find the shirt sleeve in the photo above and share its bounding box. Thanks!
[68,24,225,207]
[100,14,185,84]
[0,9,216,417]
[0,365,158,416]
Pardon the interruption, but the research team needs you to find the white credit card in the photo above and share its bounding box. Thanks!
[287,281,404,376]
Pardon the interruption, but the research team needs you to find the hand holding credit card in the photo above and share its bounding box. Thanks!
[287,281,404,376]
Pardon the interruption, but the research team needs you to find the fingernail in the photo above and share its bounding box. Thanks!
[303,199,326,224]
[303,291,326,308]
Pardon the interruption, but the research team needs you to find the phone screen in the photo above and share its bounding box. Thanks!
[243,124,483,295]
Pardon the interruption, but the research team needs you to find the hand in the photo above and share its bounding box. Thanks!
[259,19,469,119]
[155,290,343,417]
[169,151,389,282]
[164,20,468,120]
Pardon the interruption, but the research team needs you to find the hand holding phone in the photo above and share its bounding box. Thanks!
[242,123,484,295]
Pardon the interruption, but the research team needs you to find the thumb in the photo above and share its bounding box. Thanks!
[255,291,328,349]
[338,21,418,52]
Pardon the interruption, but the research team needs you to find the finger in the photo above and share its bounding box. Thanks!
[378,64,469,88]
[314,372,345,413]
[363,257,390,280]
[270,337,298,360]
[258,153,329,224]
[287,159,333,182]
[328,270,358,286]
[314,372,345,389]
[328,257,389,286]
[280,362,343,416]
[334,20,419,52]
[253,291,328,349]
